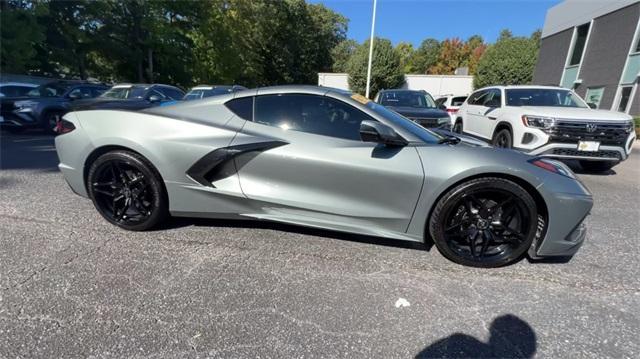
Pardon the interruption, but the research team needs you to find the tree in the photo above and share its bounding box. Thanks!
[429,38,465,75]
[0,1,45,73]
[473,33,539,88]
[409,38,440,74]
[461,35,487,75]
[331,39,358,72]
[394,42,415,73]
[498,29,513,41]
[346,37,404,98]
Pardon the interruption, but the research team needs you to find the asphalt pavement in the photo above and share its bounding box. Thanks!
[1,131,639,358]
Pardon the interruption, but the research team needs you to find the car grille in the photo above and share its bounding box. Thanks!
[550,148,621,160]
[547,120,630,146]
[408,117,439,127]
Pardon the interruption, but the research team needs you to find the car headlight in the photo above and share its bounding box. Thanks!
[437,117,450,125]
[522,115,555,130]
[529,157,576,179]
[15,101,37,112]
[624,120,634,133]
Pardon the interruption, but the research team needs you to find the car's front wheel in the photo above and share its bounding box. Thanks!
[429,177,538,268]
[579,160,616,172]
[87,150,168,231]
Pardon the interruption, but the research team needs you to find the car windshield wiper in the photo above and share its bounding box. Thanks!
[437,135,461,145]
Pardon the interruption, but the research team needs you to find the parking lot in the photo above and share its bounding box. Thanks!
[0,132,638,358]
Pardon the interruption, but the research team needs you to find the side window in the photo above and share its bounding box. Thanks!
[254,94,374,141]
[159,87,185,100]
[225,97,253,121]
[482,89,502,107]
[68,87,94,99]
[148,89,166,99]
[452,96,467,106]
[468,90,486,105]
[435,98,446,106]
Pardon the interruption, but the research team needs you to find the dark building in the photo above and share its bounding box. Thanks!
[533,0,640,116]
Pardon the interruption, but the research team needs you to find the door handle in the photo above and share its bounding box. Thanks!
[487,116,497,120]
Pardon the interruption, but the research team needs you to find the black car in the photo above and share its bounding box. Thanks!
[374,89,451,129]
[0,81,109,134]
[69,83,185,111]
[183,85,247,101]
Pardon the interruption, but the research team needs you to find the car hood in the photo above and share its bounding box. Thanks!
[386,106,449,118]
[517,106,633,121]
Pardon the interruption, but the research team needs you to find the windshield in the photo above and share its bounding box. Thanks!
[379,91,436,108]
[365,101,444,144]
[27,83,70,98]
[101,86,148,99]
[505,88,588,108]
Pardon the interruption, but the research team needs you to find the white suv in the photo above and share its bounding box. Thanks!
[454,85,636,172]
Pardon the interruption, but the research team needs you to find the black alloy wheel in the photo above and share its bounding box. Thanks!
[493,129,512,148]
[429,177,538,267]
[87,150,168,231]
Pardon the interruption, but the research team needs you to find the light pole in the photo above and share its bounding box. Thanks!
[365,0,377,98]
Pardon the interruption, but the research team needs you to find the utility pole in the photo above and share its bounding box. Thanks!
[365,0,377,98]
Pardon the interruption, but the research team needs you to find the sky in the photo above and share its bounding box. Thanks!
[312,0,561,46]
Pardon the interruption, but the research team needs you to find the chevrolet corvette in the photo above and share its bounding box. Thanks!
[55,86,593,267]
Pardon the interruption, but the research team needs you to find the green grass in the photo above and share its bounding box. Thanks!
[635,117,640,128]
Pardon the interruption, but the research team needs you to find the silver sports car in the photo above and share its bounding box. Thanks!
[55,85,593,267]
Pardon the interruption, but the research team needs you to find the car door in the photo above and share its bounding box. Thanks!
[462,90,488,137]
[229,93,425,234]
[476,88,504,138]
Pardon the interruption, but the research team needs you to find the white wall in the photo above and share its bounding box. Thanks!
[317,73,473,98]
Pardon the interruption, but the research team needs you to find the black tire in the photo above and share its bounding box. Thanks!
[87,150,168,231]
[579,160,616,172]
[453,120,463,134]
[492,129,512,148]
[42,111,63,135]
[429,177,538,268]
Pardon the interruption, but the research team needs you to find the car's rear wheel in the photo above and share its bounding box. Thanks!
[453,120,463,133]
[87,150,168,231]
[492,129,512,148]
[579,160,616,172]
[429,177,538,268]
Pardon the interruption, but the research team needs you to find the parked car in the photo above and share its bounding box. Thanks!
[374,89,451,129]
[0,81,109,134]
[55,85,593,268]
[183,85,247,101]
[0,82,38,98]
[453,85,636,172]
[69,83,185,112]
[435,94,468,124]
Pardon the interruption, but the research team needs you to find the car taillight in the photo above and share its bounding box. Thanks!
[55,119,76,134]
[446,108,458,113]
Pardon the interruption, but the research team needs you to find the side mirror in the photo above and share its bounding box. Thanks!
[148,95,161,103]
[68,92,81,100]
[359,120,408,147]
[587,102,597,109]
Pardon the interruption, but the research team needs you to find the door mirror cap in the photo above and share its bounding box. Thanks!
[587,102,597,109]
[148,95,161,103]
[359,120,408,147]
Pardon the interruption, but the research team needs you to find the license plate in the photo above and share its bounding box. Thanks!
[577,141,600,152]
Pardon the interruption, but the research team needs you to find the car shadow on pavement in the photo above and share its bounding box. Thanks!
[561,159,617,176]
[160,216,431,251]
[415,314,536,359]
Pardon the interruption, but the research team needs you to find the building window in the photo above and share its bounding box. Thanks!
[569,23,590,66]
[617,86,632,112]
